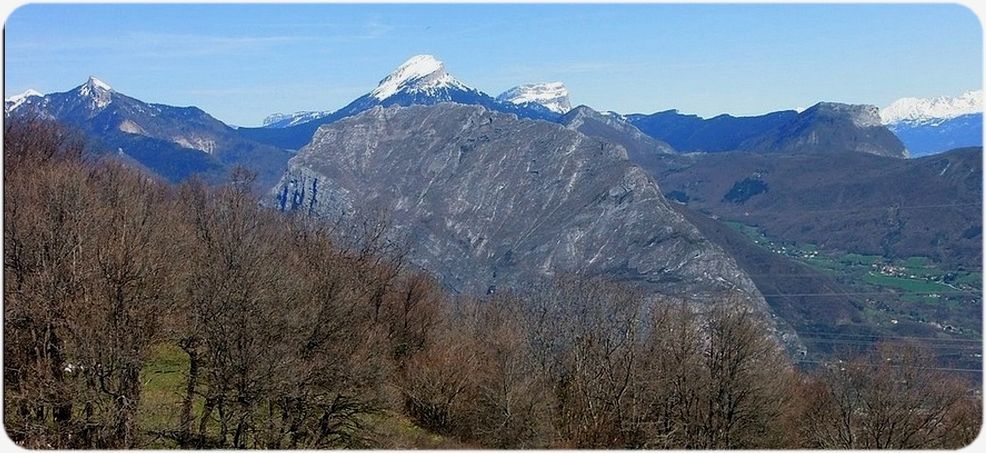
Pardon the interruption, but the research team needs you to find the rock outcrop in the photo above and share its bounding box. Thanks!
[272,103,767,305]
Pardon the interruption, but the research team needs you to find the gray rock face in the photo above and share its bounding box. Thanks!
[272,103,767,305]
[738,102,907,157]
[562,105,676,168]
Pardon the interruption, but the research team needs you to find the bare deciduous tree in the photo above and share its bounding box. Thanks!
[801,342,979,449]
[4,118,980,450]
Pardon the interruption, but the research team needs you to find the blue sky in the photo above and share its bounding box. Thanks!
[4,3,982,126]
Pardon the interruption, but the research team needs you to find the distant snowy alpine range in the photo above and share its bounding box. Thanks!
[261,58,573,130]
[879,90,983,157]
[5,55,981,158]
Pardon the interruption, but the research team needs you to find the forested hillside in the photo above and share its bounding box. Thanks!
[3,120,980,449]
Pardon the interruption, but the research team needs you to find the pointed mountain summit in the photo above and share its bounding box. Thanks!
[369,54,470,100]
[340,54,490,110]
[81,75,113,93]
[76,76,115,110]
[13,76,121,121]
[6,76,292,186]
[498,82,572,114]
[242,55,561,147]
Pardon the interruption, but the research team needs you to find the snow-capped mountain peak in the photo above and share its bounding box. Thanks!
[4,89,42,113]
[880,90,982,125]
[255,55,562,136]
[76,76,114,110]
[262,110,332,128]
[6,88,42,103]
[369,54,470,100]
[497,82,571,114]
[80,76,112,94]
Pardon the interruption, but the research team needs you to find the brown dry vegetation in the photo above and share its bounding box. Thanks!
[3,119,981,449]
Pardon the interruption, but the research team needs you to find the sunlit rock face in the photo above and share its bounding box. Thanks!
[272,103,768,309]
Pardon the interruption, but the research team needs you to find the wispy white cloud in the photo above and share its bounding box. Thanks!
[6,32,314,61]
[8,16,397,64]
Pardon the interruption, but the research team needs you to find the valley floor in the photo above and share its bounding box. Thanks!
[722,219,982,372]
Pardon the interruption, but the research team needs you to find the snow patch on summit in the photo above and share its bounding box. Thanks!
[497,82,571,114]
[4,89,42,113]
[78,76,114,110]
[263,111,332,128]
[88,76,112,91]
[370,55,469,100]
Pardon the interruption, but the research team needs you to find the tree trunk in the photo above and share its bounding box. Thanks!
[178,339,200,447]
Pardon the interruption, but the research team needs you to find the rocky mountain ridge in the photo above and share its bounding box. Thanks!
[237,55,560,150]
[5,76,293,186]
[271,103,771,311]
